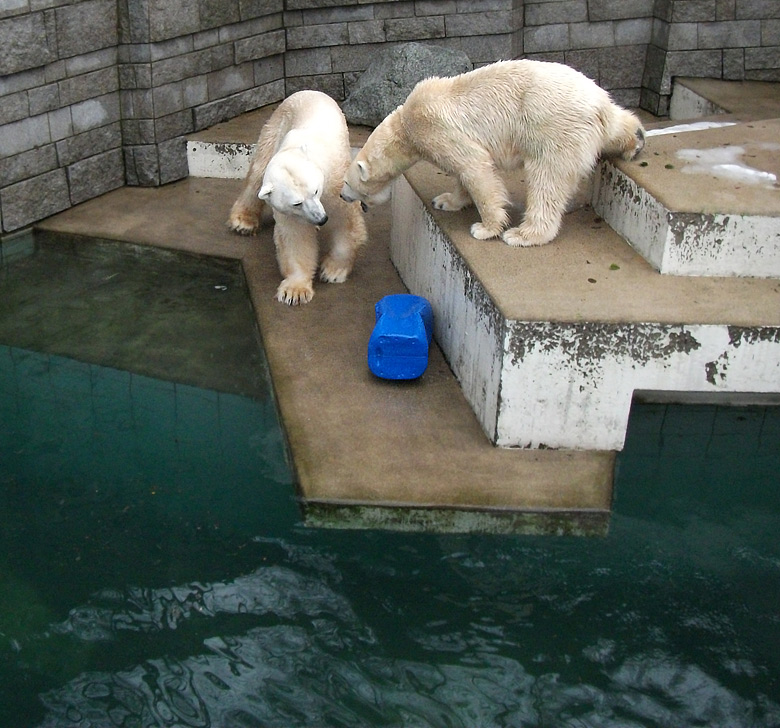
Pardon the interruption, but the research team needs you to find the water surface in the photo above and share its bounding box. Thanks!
[1,234,778,727]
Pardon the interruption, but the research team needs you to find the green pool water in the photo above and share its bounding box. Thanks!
[1,233,778,727]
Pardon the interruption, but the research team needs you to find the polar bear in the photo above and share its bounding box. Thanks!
[229,90,367,305]
[341,60,645,247]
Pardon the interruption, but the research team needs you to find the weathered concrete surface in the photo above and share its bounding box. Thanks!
[34,176,614,535]
[671,78,780,120]
[395,162,780,451]
[593,118,780,277]
[187,103,373,179]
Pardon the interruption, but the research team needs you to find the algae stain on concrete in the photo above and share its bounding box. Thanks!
[507,322,702,379]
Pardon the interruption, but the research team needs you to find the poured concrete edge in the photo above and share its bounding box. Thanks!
[593,158,780,278]
[671,78,780,121]
[187,141,253,179]
[670,81,728,120]
[395,162,780,451]
[33,177,615,536]
[303,501,610,536]
[593,118,780,277]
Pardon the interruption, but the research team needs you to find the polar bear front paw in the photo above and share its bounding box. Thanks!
[228,211,260,236]
[319,257,352,284]
[470,222,503,240]
[432,192,471,212]
[276,279,314,305]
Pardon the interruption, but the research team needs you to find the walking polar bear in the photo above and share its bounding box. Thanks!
[342,60,645,247]
[229,90,367,305]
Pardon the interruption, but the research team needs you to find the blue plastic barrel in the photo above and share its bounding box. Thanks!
[368,294,434,380]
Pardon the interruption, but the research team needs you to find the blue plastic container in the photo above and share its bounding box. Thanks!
[368,294,434,380]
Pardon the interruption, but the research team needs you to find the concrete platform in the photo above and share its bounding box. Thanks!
[670,77,780,120]
[393,163,780,451]
[593,117,780,277]
[34,177,614,536]
[28,77,780,536]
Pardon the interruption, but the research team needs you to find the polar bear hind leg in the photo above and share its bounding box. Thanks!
[319,201,368,284]
[425,137,510,240]
[273,214,319,305]
[501,156,583,247]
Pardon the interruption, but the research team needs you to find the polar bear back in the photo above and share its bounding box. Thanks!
[403,60,625,165]
[272,90,353,196]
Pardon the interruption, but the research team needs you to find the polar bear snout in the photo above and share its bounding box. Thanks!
[304,209,328,226]
[339,183,368,212]
[340,182,358,203]
[301,198,328,226]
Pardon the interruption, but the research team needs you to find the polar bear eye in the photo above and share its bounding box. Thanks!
[292,201,302,207]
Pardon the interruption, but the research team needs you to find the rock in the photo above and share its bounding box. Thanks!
[342,43,472,127]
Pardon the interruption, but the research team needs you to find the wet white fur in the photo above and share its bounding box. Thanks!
[229,90,367,305]
[342,60,645,247]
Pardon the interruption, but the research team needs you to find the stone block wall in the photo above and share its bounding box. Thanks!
[643,0,780,114]
[0,0,122,232]
[118,0,286,187]
[1,0,778,233]
[522,0,656,107]
[0,0,285,233]
[282,0,523,100]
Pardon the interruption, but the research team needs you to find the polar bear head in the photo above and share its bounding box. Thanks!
[341,106,420,209]
[341,156,394,210]
[258,149,328,226]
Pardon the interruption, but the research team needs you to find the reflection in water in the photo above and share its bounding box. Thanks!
[51,567,360,640]
[32,507,780,728]
[2,390,779,727]
[37,580,779,728]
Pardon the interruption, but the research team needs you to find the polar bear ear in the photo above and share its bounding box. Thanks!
[357,160,370,183]
[257,182,273,200]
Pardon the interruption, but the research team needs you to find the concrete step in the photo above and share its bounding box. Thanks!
[184,81,780,455]
[670,77,780,121]
[593,117,780,277]
[392,162,779,451]
[186,104,372,179]
[593,78,780,278]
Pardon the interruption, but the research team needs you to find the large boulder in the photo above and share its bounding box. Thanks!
[342,43,472,127]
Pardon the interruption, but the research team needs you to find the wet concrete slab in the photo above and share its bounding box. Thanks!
[35,177,614,535]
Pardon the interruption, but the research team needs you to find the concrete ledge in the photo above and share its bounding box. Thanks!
[393,162,780,451]
[187,141,254,179]
[593,119,780,278]
[34,177,615,536]
[671,78,780,121]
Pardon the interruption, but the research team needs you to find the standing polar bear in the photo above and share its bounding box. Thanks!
[342,60,645,247]
[229,90,367,305]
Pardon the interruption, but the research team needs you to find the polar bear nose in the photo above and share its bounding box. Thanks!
[316,212,328,226]
[340,183,357,203]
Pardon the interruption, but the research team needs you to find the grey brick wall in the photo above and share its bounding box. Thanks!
[642,0,780,114]
[0,0,286,232]
[1,0,778,233]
